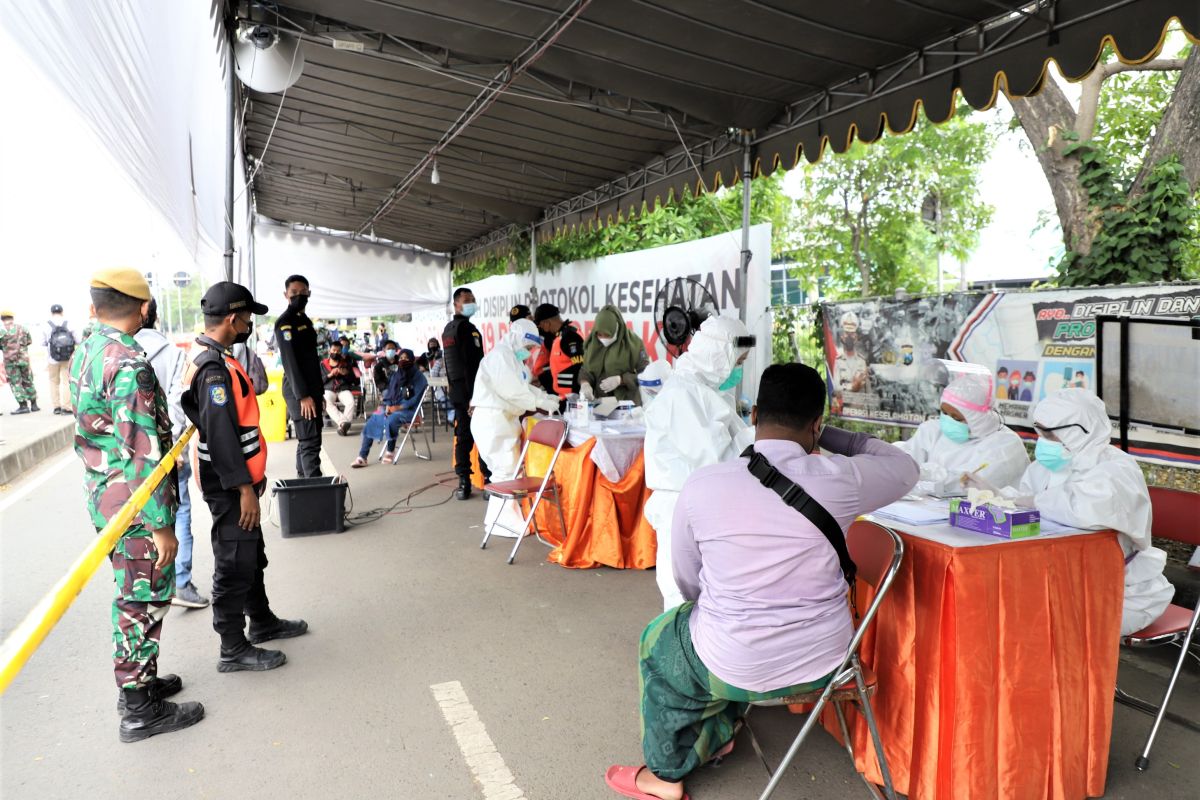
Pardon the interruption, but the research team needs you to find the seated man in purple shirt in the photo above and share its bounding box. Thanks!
[606,363,918,800]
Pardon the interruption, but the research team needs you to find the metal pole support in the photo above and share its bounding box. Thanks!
[739,134,754,325]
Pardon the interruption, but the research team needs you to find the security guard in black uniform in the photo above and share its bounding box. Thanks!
[442,287,489,500]
[274,274,324,478]
[183,282,308,673]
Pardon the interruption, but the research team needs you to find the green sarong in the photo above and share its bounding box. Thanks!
[639,602,834,782]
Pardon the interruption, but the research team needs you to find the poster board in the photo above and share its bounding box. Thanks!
[822,283,1200,467]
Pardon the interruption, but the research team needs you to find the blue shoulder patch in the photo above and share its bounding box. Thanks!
[210,384,229,406]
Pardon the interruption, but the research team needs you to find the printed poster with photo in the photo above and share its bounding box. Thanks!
[821,283,1200,467]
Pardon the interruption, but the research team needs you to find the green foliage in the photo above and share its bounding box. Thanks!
[1092,43,1192,185]
[1056,143,1197,286]
[453,172,798,283]
[788,104,995,298]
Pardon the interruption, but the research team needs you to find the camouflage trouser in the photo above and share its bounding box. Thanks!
[5,361,36,404]
[110,528,175,689]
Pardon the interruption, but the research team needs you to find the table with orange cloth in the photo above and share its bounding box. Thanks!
[521,420,657,570]
[826,518,1124,800]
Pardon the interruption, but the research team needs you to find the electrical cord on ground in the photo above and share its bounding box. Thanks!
[341,472,461,528]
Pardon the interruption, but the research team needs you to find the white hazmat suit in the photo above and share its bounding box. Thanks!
[643,317,755,610]
[1008,389,1173,637]
[472,319,560,537]
[896,373,1029,496]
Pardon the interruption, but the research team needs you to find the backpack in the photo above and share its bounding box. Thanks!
[49,321,76,362]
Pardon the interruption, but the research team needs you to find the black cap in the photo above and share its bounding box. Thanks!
[508,304,532,322]
[50,304,64,314]
[201,281,268,316]
[533,303,560,324]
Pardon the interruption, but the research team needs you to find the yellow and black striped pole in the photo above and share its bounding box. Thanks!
[0,426,195,694]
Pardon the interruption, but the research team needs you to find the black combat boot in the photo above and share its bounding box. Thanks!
[13,402,29,415]
[218,643,287,673]
[248,617,309,644]
[456,476,472,501]
[29,401,39,412]
[118,688,204,743]
[116,673,183,712]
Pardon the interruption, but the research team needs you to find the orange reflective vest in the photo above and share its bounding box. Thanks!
[549,323,585,399]
[184,347,267,484]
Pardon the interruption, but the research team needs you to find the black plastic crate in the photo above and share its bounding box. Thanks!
[273,476,348,537]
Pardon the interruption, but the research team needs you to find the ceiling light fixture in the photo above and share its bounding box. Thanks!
[430,158,441,185]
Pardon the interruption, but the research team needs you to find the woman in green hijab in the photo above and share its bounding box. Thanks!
[578,305,651,405]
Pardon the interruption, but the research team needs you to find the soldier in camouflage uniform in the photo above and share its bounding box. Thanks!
[0,311,39,413]
[71,267,204,743]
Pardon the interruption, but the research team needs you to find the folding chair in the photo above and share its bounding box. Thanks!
[388,385,432,463]
[1115,486,1200,768]
[479,417,569,565]
[743,520,904,800]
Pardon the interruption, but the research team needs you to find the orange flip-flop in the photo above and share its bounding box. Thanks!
[604,765,689,800]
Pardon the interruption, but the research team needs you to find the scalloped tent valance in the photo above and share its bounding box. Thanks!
[234,0,1198,265]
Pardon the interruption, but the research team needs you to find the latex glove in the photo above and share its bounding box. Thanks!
[579,382,595,401]
[537,394,559,414]
[598,375,621,393]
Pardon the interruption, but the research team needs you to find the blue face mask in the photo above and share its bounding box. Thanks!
[718,365,743,392]
[461,302,478,318]
[385,349,397,359]
[514,347,531,361]
[1035,438,1072,472]
[939,413,971,444]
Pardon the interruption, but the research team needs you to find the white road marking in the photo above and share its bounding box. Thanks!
[0,452,76,514]
[431,680,526,800]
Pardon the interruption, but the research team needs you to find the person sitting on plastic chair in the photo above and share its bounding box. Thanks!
[605,364,918,800]
[351,349,426,468]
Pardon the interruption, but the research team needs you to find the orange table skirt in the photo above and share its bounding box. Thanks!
[524,430,657,570]
[821,528,1124,800]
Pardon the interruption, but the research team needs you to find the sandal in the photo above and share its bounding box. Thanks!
[350,457,368,469]
[603,765,688,800]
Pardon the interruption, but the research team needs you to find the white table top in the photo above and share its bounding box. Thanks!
[865,513,1102,549]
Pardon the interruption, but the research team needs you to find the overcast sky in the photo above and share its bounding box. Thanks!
[1,22,1064,326]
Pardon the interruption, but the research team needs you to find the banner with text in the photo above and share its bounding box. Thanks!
[822,282,1200,466]
[396,225,773,400]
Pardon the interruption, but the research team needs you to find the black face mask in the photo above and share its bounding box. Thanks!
[289,295,309,311]
[234,320,253,344]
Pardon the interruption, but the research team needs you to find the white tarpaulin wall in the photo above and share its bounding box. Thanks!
[0,0,230,264]
[395,225,773,403]
[253,225,451,318]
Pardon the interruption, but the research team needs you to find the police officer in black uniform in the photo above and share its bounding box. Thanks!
[182,282,308,673]
[442,287,489,500]
[274,274,324,478]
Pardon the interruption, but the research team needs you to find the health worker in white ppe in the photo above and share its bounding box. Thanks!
[896,372,1029,496]
[643,316,756,611]
[472,318,560,537]
[637,359,674,406]
[1002,389,1173,637]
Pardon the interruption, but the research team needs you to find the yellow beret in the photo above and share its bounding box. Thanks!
[90,267,151,301]
[0,310,14,318]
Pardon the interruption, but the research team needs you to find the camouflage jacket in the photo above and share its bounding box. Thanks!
[0,323,32,365]
[70,325,178,534]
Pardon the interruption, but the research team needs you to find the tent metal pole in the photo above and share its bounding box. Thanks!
[739,134,753,324]
[530,223,538,300]
[223,54,235,283]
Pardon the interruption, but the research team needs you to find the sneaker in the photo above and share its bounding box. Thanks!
[247,617,309,645]
[217,644,287,673]
[52,407,63,415]
[350,456,368,469]
[172,583,210,609]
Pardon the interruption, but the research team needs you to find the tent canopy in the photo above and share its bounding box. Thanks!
[238,0,1199,261]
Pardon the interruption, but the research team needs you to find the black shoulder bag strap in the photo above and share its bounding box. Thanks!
[742,445,858,610]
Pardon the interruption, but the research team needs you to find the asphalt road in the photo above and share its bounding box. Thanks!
[1,432,1197,799]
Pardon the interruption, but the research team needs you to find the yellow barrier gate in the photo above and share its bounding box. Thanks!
[0,425,196,694]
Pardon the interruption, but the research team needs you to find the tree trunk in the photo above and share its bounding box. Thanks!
[1009,81,1096,255]
[1131,49,1200,196]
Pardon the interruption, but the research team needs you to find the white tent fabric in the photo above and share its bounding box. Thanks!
[252,224,451,318]
[0,0,230,262]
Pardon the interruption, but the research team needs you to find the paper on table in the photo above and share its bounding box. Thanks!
[1038,518,1091,536]
[873,498,949,525]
